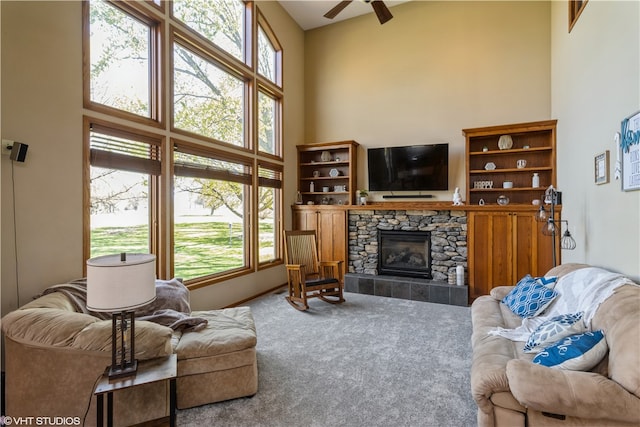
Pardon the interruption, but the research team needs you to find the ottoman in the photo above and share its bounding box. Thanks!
[174,306,258,409]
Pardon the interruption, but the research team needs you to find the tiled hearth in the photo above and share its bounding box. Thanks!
[344,273,468,306]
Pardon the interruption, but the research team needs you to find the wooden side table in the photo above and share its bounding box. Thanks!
[94,355,177,427]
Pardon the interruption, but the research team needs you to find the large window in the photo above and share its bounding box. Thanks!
[258,90,278,156]
[86,121,162,259]
[258,27,276,81]
[172,0,246,62]
[84,1,283,287]
[86,0,160,121]
[257,161,282,264]
[173,144,252,281]
[257,12,282,86]
[173,40,245,146]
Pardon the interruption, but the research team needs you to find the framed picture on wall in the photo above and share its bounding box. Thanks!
[620,110,640,191]
[569,0,588,32]
[594,151,609,185]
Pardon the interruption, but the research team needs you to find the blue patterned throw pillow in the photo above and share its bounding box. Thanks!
[533,331,607,371]
[523,312,587,353]
[536,275,558,288]
[502,275,558,318]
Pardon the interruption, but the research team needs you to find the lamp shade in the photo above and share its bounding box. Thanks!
[87,253,156,312]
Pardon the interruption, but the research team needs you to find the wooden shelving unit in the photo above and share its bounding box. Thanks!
[296,141,358,206]
[463,120,559,299]
[463,120,557,206]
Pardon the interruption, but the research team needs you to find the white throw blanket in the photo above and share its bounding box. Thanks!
[489,267,637,341]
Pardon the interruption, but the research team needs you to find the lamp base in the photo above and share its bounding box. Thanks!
[107,359,138,380]
[108,311,139,380]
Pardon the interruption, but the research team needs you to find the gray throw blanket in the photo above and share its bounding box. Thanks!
[41,278,208,332]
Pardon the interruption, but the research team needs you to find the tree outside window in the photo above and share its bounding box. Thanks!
[173,0,245,62]
[173,42,245,147]
[88,0,153,118]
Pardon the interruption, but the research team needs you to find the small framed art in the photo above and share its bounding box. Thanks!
[595,150,609,185]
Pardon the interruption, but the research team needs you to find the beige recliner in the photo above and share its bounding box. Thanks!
[470,263,640,426]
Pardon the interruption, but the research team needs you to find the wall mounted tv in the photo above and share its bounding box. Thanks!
[367,143,449,192]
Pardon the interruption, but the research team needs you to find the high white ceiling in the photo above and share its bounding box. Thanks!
[278,1,410,31]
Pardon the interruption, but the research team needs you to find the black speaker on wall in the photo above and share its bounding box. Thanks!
[10,142,28,162]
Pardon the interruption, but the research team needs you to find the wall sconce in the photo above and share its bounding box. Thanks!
[535,186,576,266]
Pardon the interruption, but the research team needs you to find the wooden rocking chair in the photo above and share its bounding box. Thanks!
[283,230,345,311]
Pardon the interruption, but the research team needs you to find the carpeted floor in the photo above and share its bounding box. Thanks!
[177,290,476,427]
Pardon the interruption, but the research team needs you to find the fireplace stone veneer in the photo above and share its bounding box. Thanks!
[347,209,468,305]
[347,209,467,280]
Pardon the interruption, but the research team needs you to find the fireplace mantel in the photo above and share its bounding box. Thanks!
[348,202,550,212]
[294,202,554,212]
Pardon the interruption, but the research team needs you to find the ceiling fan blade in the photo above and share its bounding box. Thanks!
[371,1,393,24]
[324,1,353,19]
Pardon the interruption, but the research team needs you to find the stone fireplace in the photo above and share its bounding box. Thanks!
[345,209,468,306]
[347,209,467,280]
[378,230,431,279]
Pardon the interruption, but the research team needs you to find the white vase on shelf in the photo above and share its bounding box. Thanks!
[532,173,540,188]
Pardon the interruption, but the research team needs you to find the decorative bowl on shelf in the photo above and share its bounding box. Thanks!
[497,195,510,206]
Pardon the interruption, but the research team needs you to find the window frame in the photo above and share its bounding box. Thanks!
[256,86,282,159]
[171,0,249,67]
[255,8,283,160]
[82,116,167,276]
[256,159,283,269]
[171,139,254,288]
[170,27,253,153]
[83,0,165,128]
[256,9,283,88]
[83,1,284,288]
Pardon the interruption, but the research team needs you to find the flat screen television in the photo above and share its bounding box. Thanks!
[367,143,449,192]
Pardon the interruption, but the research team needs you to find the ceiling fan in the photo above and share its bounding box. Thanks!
[324,0,394,25]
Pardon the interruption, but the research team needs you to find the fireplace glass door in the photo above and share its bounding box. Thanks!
[378,230,431,279]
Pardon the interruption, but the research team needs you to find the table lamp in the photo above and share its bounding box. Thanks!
[87,253,156,379]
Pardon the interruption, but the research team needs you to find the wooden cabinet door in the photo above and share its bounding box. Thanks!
[469,209,560,300]
[513,211,558,278]
[292,209,318,231]
[468,211,514,300]
[317,209,347,264]
[291,207,347,268]
[512,212,538,281]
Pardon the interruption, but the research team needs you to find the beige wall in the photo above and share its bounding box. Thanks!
[304,1,551,201]
[2,1,83,314]
[551,0,640,280]
[1,1,305,314]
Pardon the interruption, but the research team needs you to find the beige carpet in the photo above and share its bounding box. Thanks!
[178,290,476,427]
